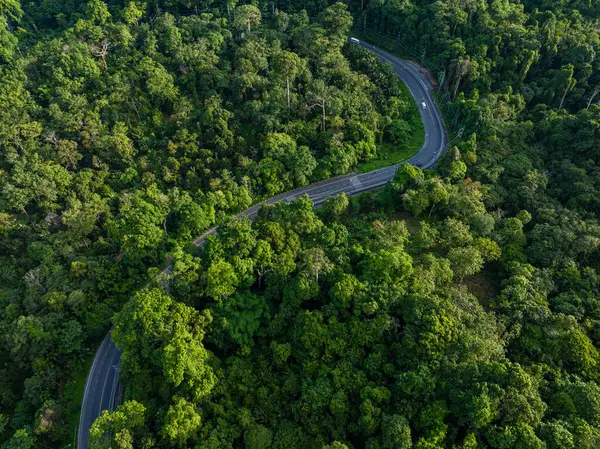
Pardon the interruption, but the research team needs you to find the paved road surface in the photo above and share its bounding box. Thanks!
[77,42,447,449]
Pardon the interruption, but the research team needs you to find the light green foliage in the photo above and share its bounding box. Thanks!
[301,247,333,282]
[244,424,272,449]
[122,1,144,25]
[161,397,201,447]
[2,428,35,449]
[89,401,145,449]
[449,160,467,181]
[474,237,501,262]
[372,219,409,250]
[112,288,215,398]
[382,414,411,449]
[321,193,349,219]
[258,133,317,192]
[106,190,169,257]
[539,421,574,449]
[323,443,349,449]
[233,4,261,32]
[448,246,484,280]
[271,341,291,367]
[394,163,424,189]
[0,0,22,20]
[85,0,110,25]
[205,260,239,300]
[361,248,413,285]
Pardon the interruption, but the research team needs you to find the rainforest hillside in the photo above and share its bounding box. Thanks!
[1,0,600,447]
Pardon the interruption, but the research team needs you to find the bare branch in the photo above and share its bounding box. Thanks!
[89,39,114,69]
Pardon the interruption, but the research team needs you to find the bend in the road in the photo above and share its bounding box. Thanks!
[77,42,448,449]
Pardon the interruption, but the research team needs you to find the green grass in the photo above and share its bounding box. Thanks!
[352,27,455,144]
[355,73,425,173]
[59,353,95,448]
[358,128,424,172]
[357,68,425,173]
[351,27,456,144]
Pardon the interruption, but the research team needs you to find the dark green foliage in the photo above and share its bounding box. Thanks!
[108,182,595,449]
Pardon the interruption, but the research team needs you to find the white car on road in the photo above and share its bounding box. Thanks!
[421,102,427,109]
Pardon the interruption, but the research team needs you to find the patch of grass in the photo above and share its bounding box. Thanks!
[350,31,455,148]
[358,137,422,172]
[59,353,95,448]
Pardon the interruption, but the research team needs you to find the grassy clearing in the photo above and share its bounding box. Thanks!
[358,127,425,172]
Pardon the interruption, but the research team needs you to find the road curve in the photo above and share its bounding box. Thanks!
[77,43,447,449]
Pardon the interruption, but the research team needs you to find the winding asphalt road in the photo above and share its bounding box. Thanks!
[77,42,447,449]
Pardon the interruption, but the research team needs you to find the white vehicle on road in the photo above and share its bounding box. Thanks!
[421,101,427,109]
[350,37,360,44]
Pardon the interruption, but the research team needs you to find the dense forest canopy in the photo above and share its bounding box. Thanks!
[1,0,600,447]
[0,3,419,445]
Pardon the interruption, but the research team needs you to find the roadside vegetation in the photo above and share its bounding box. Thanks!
[357,133,424,172]
[346,40,425,173]
[356,69,425,173]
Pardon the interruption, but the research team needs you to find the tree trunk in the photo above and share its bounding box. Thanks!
[444,64,452,92]
[286,76,290,108]
[587,87,599,110]
[321,102,326,131]
[437,70,445,94]
[558,82,570,110]
[428,203,436,219]
[452,71,462,102]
